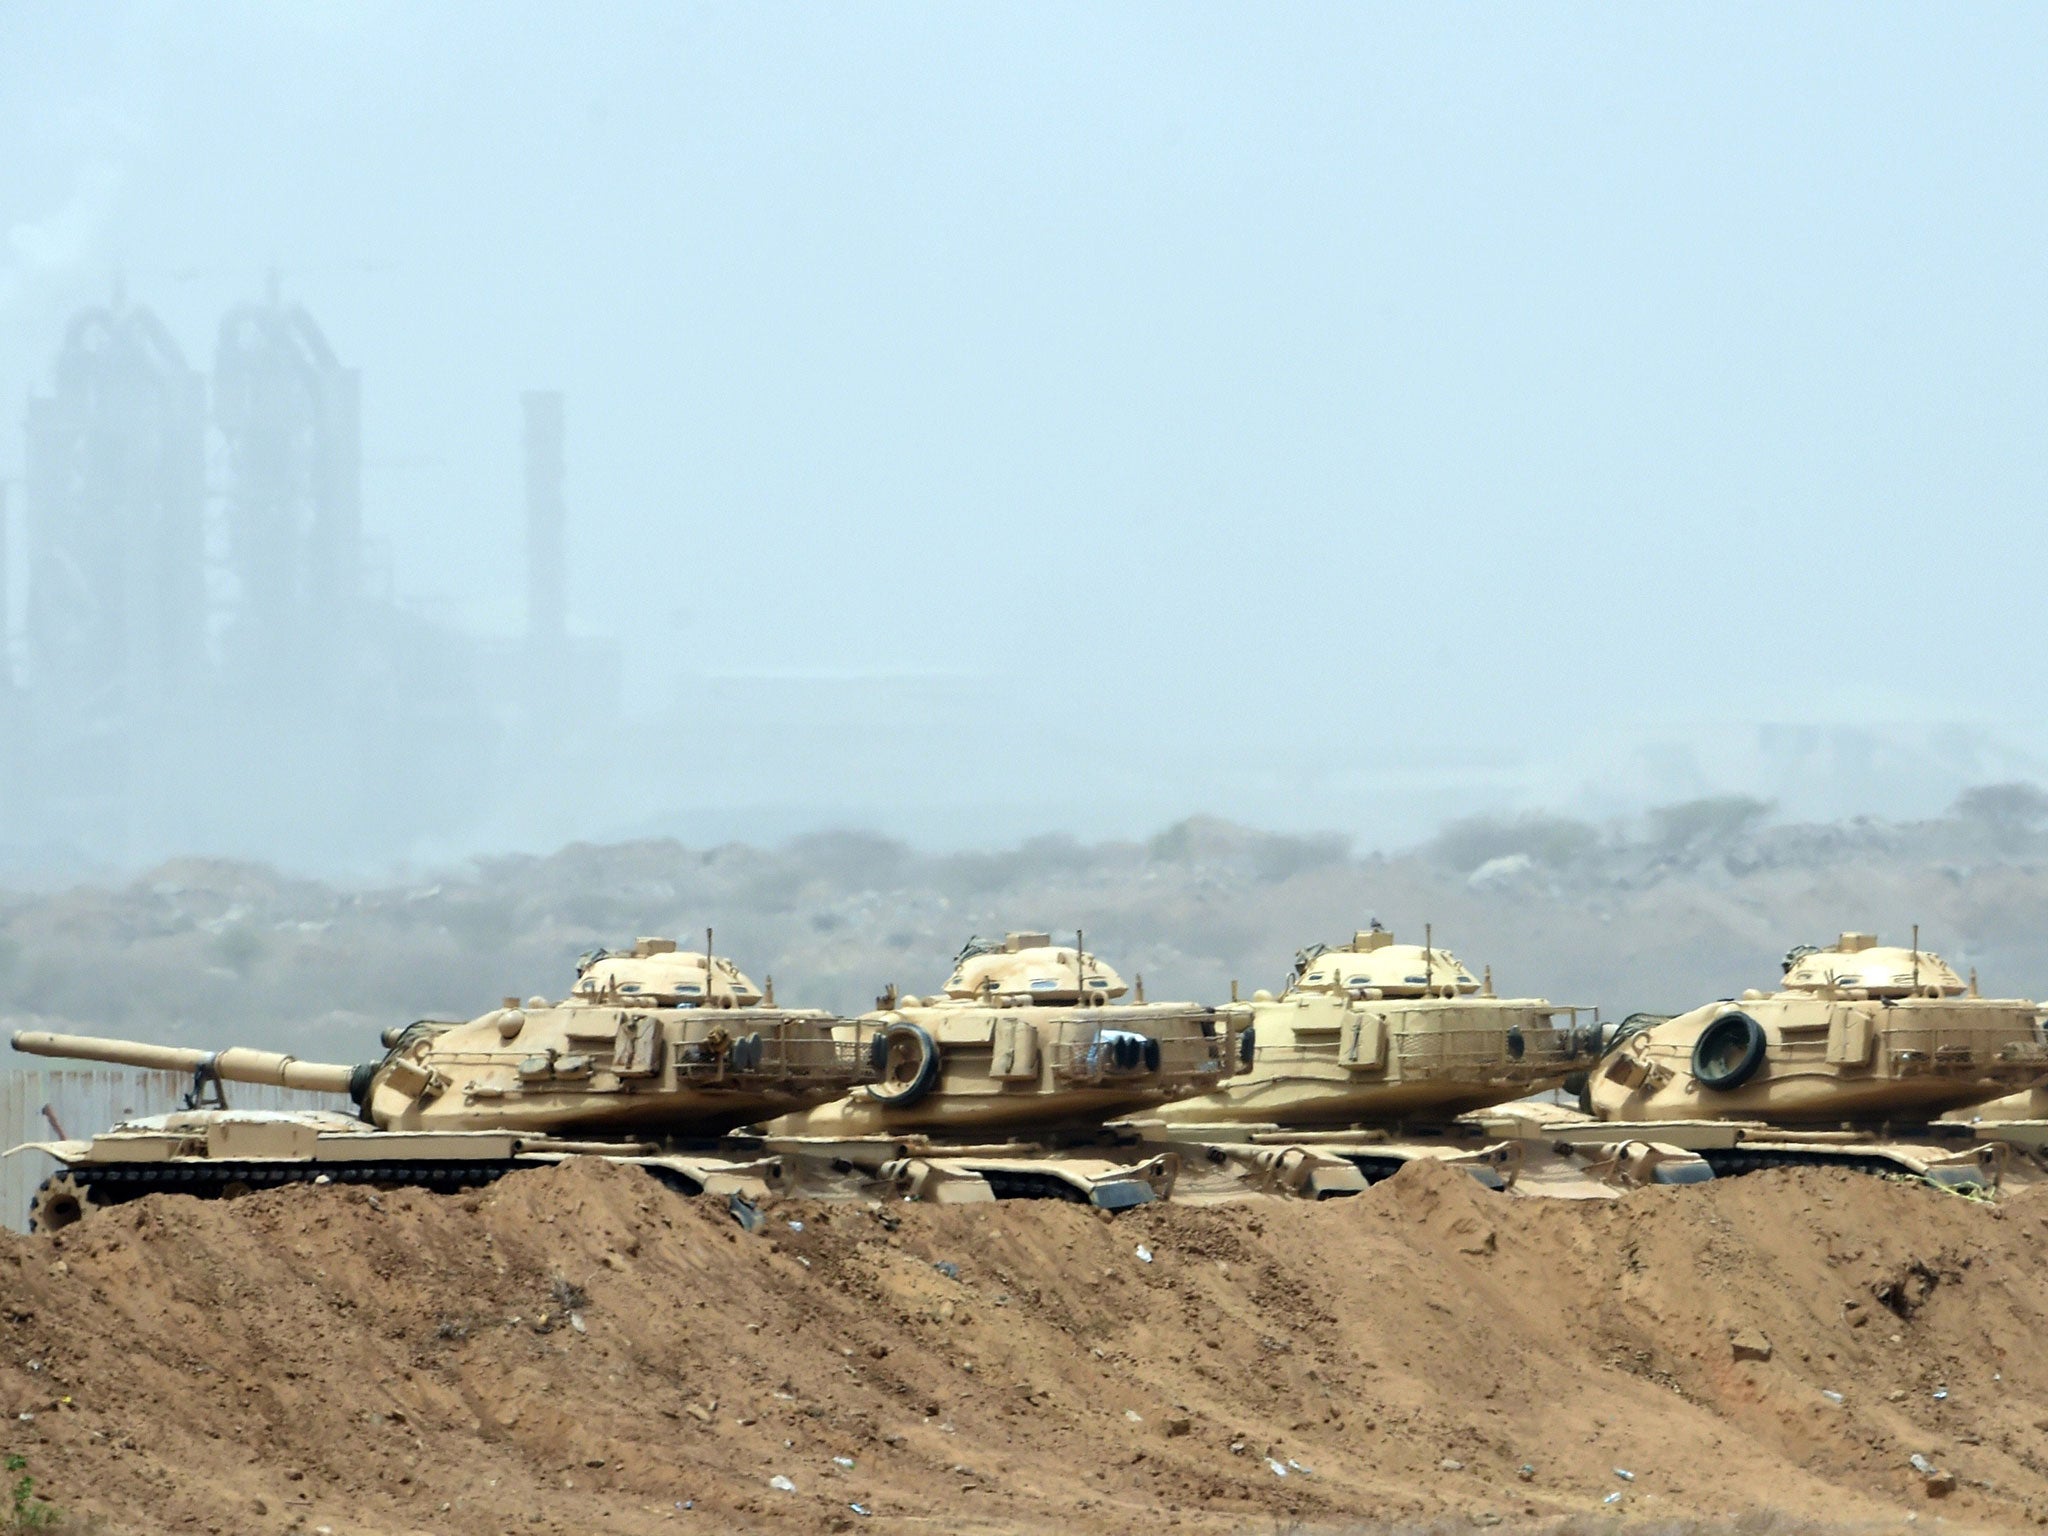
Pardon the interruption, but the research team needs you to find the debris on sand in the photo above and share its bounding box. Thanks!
[8,1157,2048,1533]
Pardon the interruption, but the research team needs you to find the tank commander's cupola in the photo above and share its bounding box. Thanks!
[1287,928,1481,1000]
[571,936,765,1008]
[1778,932,1966,1000]
[940,932,1128,1005]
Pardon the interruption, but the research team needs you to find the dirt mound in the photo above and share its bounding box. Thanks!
[5,1161,2048,1534]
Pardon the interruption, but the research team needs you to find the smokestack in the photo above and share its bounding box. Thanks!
[0,479,10,692]
[523,390,566,644]
[311,365,362,621]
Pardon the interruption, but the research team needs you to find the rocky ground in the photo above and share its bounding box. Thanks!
[1,1160,2045,1534]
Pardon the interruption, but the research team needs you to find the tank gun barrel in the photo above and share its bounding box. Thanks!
[11,1030,358,1095]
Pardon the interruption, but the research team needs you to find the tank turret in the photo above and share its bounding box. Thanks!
[769,933,1239,1141]
[570,936,766,1007]
[360,935,854,1134]
[1152,927,1590,1128]
[14,939,853,1141]
[8,939,866,1230]
[936,931,1127,1003]
[357,960,854,1138]
[1587,931,2048,1125]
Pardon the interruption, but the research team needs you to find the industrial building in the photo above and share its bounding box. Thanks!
[0,286,615,872]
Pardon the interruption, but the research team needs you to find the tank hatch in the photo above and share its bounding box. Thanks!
[572,937,764,1006]
[941,932,1127,1004]
[1290,928,1479,998]
[1780,932,1965,998]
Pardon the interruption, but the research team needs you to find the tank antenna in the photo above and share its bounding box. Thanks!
[1076,929,1086,1001]
[706,927,715,1006]
[1425,923,1434,990]
[1912,923,1920,992]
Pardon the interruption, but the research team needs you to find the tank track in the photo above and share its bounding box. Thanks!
[1699,1146,1991,1187]
[1332,1153,1508,1192]
[50,1159,517,1210]
[1335,1154,1408,1184]
[976,1169,1092,1202]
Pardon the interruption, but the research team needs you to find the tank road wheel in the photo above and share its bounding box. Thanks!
[28,1173,97,1235]
[865,1022,940,1108]
[1693,1011,1767,1092]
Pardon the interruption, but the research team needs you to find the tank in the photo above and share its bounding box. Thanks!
[1155,927,1589,1126]
[761,932,1244,1207]
[1140,926,1600,1196]
[8,936,867,1232]
[1938,1070,2048,1176]
[1524,931,2048,1190]
[1586,932,2043,1123]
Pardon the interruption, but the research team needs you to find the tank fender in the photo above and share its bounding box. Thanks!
[1581,1138,1714,1187]
[880,1157,994,1202]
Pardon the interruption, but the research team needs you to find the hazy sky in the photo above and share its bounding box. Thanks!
[4,4,2046,853]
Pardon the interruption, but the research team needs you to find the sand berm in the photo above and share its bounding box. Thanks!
[3,1159,2047,1535]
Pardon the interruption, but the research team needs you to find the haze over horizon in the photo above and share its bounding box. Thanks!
[3,4,2044,873]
